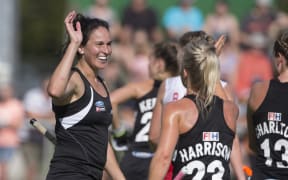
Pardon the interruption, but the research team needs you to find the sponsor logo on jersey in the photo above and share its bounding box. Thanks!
[95,101,106,112]
[203,132,219,141]
[268,112,282,121]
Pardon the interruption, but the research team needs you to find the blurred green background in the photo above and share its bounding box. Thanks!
[20,0,287,71]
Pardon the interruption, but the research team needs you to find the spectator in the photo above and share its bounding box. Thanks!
[234,33,273,103]
[162,0,204,40]
[111,26,134,80]
[204,0,240,48]
[218,37,240,88]
[0,84,25,180]
[85,0,121,39]
[122,0,158,40]
[126,30,151,82]
[268,12,288,41]
[240,0,276,49]
[22,77,55,180]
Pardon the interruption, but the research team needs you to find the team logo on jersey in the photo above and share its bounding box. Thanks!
[202,132,219,141]
[95,101,106,112]
[267,112,282,121]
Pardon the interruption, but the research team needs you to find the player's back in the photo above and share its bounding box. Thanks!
[172,94,235,180]
[252,79,288,179]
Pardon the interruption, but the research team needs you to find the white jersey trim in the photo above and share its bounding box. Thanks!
[59,87,94,129]
[163,76,227,105]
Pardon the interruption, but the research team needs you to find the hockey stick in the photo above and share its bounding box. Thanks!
[29,118,57,145]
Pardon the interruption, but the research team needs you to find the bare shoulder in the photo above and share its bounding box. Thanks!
[164,99,189,118]
[52,70,84,105]
[134,79,154,98]
[164,100,183,114]
[164,98,198,133]
[248,80,270,111]
[67,70,85,98]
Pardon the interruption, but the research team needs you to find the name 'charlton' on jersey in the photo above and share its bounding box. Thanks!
[251,79,288,179]
[255,112,288,139]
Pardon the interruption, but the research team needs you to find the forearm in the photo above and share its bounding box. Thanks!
[26,111,54,120]
[111,104,120,130]
[230,136,245,180]
[149,152,171,180]
[104,143,125,180]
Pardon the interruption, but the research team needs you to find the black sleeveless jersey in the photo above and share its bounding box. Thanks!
[172,94,235,180]
[129,80,161,153]
[47,68,112,180]
[252,79,288,179]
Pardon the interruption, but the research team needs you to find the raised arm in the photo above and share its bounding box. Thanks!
[47,11,82,102]
[214,34,226,57]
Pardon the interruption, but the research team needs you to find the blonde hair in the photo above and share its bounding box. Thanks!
[180,39,220,111]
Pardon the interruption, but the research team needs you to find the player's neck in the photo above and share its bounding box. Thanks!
[278,71,288,83]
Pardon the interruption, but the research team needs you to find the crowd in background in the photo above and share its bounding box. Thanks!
[0,0,288,179]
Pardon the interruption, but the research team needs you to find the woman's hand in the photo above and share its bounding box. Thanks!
[64,10,83,46]
[214,35,226,57]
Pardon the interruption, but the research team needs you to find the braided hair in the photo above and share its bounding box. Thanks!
[274,30,288,62]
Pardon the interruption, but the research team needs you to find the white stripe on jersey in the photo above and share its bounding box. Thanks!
[59,87,94,129]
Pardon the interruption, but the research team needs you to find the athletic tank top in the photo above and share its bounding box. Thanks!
[252,79,288,179]
[163,76,227,104]
[129,80,162,153]
[163,76,186,104]
[173,94,234,180]
[49,68,112,179]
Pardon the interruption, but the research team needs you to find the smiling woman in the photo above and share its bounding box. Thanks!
[46,10,124,180]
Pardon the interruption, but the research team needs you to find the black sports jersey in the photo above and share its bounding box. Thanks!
[129,80,161,152]
[120,80,161,180]
[172,95,235,180]
[46,68,112,180]
[252,79,288,179]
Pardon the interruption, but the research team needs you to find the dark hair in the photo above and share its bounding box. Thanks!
[274,30,288,61]
[153,42,179,76]
[62,13,110,59]
[179,31,215,48]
